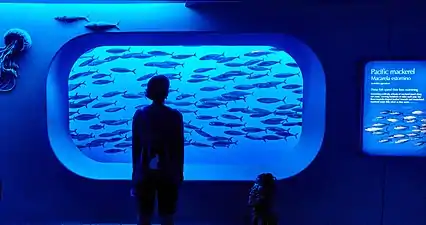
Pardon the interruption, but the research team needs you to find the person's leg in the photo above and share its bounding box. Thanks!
[136,174,156,225]
[157,177,179,225]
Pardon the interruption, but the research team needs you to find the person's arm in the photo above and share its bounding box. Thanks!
[132,110,142,182]
[176,112,184,182]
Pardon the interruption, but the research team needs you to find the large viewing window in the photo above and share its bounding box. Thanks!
[47,33,325,181]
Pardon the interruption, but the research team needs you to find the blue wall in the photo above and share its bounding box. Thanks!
[0,1,425,225]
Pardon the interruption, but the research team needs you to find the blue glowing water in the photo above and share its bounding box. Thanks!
[68,45,303,165]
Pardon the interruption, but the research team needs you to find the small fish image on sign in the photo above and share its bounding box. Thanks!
[68,46,303,164]
[364,109,426,151]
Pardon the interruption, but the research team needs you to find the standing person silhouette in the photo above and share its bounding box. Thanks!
[131,75,184,225]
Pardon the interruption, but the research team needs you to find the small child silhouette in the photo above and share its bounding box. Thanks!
[248,173,277,225]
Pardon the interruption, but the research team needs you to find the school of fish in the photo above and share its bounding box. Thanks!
[364,109,426,146]
[68,46,303,161]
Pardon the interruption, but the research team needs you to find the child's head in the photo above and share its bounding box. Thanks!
[146,75,170,103]
[256,173,276,187]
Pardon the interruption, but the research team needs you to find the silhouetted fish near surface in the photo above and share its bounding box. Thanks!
[225,122,246,128]
[293,89,303,94]
[285,62,299,68]
[112,129,131,135]
[242,127,267,133]
[79,57,100,67]
[197,115,219,120]
[282,122,302,127]
[274,110,294,116]
[174,101,197,107]
[244,50,272,57]
[262,135,283,141]
[93,79,114,85]
[245,134,265,141]
[247,73,269,80]
[71,133,94,141]
[89,124,105,130]
[101,119,131,126]
[92,73,112,79]
[110,68,136,74]
[55,16,89,23]
[227,107,249,113]
[121,53,143,59]
[257,97,286,104]
[106,47,131,54]
[199,53,224,60]
[69,110,80,116]
[273,72,300,79]
[177,109,198,115]
[72,113,100,121]
[188,78,209,83]
[222,91,253,97]
[69,81,86,91]
[200,86,225,91]
[122,93,145,99]
[78,55,94,59]
[148,51,173,56]
[137,71,158,81]
[210,76,235,82]
[266,127,289,132]
[195,129,213,138]
[85,21,120,31]
[275,131,298,140]
[172,53,196,59]
[87,59,108,66]
[217,56,239,63]
[176,93,196,100]
[244,59,264,66]
[282,84,302,89]
[233,84,255,90]
[261,118,288,125]
[250,112,272,118]
[224,130,247,136]
[132,53,153,59]
[257,60,281,67]
[248,66,271,72]
[102,91,127,98]
[92,101,117,108]
[269,47,285,51]
[70,70,98,80]
[105,106,126,113]
[191,74,209,79]
[69,102,87,109]
[277,103,300,110]
[213,140,238,148]
[224,63,244,67]
[104,55,120,62]
[76,96,98,105]
[191,141,215,149]
[221,114,243,121]
[209,121,227,127]
[288,113,302,119]
[69,93,91,100]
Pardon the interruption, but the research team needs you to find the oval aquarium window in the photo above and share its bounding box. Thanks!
[47,33,325,181]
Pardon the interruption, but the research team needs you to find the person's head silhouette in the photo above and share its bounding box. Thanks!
[146,75,170,104]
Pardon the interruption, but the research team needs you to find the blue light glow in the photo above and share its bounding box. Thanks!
[47,33,325,180]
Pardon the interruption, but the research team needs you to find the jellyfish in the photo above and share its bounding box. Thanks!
[0,28,32,92]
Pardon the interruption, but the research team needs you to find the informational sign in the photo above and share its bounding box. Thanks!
[363,61,426,156]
